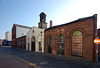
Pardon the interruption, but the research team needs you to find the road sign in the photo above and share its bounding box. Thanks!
[94,38,100,44]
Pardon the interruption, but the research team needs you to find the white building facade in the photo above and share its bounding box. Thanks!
[16,26,31,38]
[5,31,12,41]
[26,12,47,53]
[12,24,32,47]
[26,27,44,53]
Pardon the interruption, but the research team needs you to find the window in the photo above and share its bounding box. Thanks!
[72,31,82,36]
[33,30,34,33]
[22,40,23,44]
[72,31,83,56]
[31,36,35,42]
[57,33,64,55]
[42,15,44,21]
[22,33,24,35]
[22,40,23,48]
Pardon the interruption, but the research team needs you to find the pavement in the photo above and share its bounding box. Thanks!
[0,46,100,68]
[43,52,100,67]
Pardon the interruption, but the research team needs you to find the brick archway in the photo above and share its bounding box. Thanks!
[69,28,85,57]
[55,31,65,55]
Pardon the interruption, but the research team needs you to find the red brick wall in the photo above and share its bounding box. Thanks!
[98,44,100,56]
[12,24,16,47]
[98,29,100,56]
[16,36,26,49]
[45,15,97,62]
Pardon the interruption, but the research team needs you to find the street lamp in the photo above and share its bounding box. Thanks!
[40,31,43,53]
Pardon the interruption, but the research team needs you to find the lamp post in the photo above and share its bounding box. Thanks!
[40,31,43,53]
[94,37,100,62]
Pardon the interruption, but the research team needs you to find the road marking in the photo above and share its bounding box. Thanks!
[12,55,40,68]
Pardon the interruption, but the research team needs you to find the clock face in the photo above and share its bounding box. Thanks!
[43,24,46,27]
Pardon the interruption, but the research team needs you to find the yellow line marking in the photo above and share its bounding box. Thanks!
[12,55,40,68]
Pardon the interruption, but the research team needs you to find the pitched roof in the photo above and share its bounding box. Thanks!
[45,14,97,31]
[14,24,32,29]
[16,35,26,39]
[39,12,46,16]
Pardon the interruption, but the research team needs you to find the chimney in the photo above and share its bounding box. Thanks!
[50,20,53,27]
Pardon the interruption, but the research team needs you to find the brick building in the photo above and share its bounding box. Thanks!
[16,36,26,49]
[12,24,32,48]
[98,28,100,56]
[44,14,97,62]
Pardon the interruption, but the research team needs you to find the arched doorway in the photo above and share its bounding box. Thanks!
[31,36,35,51]
[72,30,83,56]
[47,36,52,53]
[57,33,64,55]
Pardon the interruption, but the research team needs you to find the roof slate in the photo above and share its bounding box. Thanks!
[14,24,32,29]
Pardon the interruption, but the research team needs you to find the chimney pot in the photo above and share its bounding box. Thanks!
[50,20,53,27]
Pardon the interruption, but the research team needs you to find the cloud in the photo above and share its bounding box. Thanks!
[53,0,100,28]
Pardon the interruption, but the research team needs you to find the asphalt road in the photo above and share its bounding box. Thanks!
[0,46,99,68]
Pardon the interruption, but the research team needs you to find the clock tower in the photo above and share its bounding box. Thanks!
[38,12,47,29]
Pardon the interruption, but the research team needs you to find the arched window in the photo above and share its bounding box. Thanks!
[47,36,52,53]
[31,36,35,42]
[72,31,83,56]
[57,33,64,55]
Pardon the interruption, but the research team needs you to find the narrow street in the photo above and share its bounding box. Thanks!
[0,46,99,68]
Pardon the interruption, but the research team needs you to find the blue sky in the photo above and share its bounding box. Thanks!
[0,0,100,39]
